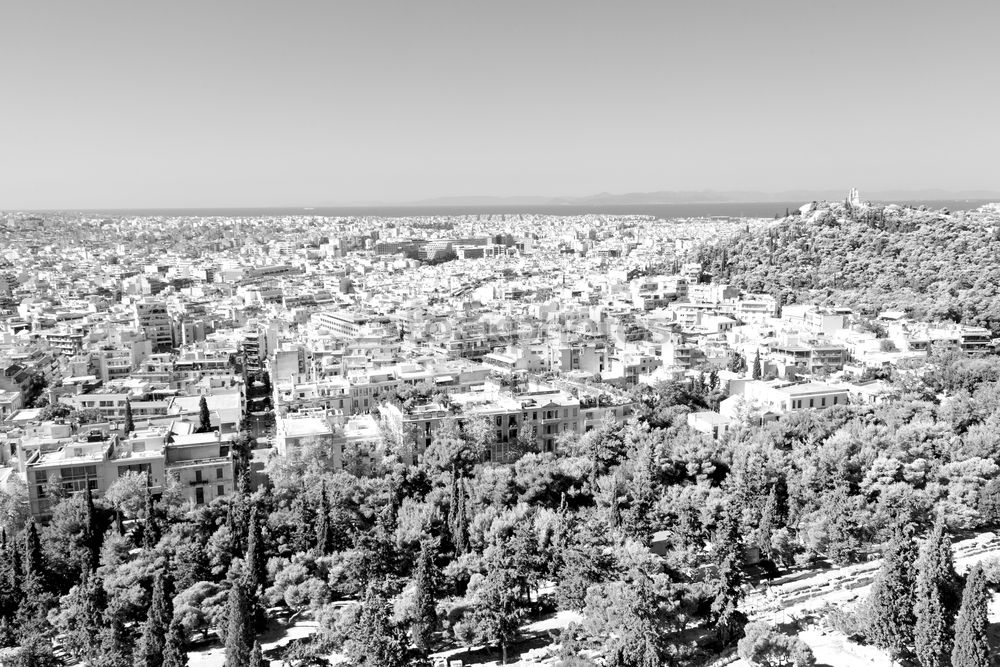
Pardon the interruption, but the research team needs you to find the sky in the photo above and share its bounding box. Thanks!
[1,0,999,208]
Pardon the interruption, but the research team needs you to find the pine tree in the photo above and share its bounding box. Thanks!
[162,615,189,667]
[866,524,918,662]
[224,583,253,667]
[411,539,439,653]
[914,516,960,667]
[124,397,135,434]
[198,396,212,433]
[951,563,990,667]
[471,567,524,665]
[752,349,762,379]
[135,571,174,667]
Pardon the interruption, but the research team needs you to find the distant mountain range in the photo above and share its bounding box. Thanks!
[390,189,1000,207]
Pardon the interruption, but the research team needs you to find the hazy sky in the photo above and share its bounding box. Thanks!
[2,0,999,208]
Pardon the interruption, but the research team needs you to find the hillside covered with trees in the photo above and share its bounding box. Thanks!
[3,352,1000,665]
[699,201,1000,333]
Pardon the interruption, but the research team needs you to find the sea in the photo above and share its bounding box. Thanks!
[28,200,998,220]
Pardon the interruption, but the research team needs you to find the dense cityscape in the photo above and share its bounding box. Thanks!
[0,194,999,665]
[4,0,1000,664]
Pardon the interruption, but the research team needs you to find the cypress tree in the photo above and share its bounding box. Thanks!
[292,496,313,553]
[752,349,762,379]
[244,505,266,594]
[315,483,333,556]
[448,472,469,555]
[64,567,108,665]
[711,504,745,645]
[914,516,959,667]
[162,615,189,667]
[0,530,21,619]
[224,584,253,667]
[866,524,918,662]
[608,474,621,531]
[198,396,212,433]
[227,470,252,554]
[754,484,779,560]
[16,518,51,640]
[348,583,407,667]
[82,483,101,570]
[248,640,264,667]
[244,504,268,632]
[411,539,439,653]
[101,606,134,667]
[951,564,990,667]
[124,397,135,435]
[135,571,174,667]
[621,445,659,543]
[143,475,160,550]
[21,518,42,582]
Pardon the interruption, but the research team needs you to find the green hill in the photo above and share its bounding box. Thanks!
[698,201,1000,333]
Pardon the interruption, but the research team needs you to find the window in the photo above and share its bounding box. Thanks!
[195,470,203,483]
[216,467,223,479]
[809,399,814,408]
[217,485,225,497]
[195,488,205,505]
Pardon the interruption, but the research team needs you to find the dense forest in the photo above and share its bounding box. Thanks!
[699,201,1000,333]
[2,351,1000,665]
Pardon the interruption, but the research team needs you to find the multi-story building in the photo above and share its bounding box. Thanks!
[134,300,174,351]
[23,425,166,518]
[165,430,236,507]
[719,380,850,422]
[311,310,398,341]
[381,384,590,461]
[45,329,86,357]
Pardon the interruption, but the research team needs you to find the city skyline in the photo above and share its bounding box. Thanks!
[2,0,999,208]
